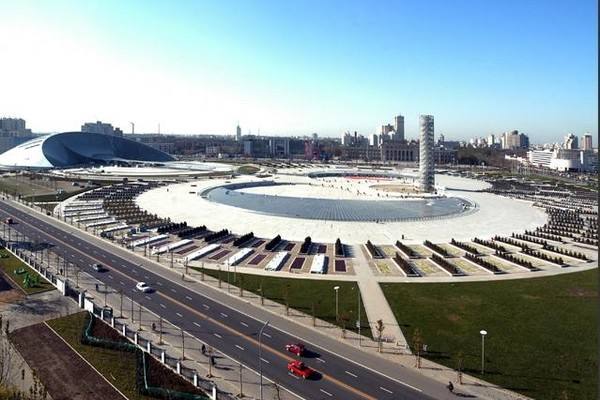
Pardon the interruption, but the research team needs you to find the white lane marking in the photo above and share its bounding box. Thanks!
[316,358,326,363]
[185,296,192,301]
[144,275,149,279]
[240,322,248,327]
[145,296,151,300]
[159,303,166,309]
[288,373,300,380]
[193,322,201,327]
[176,312,183,318]
[119,281,125,286]
[262,332,271,338]
[320,389,333,397]
[380,387,393,394]
[156,282,163,286]
[345,371,357,378]
[220,312,228,318]
[235,344,245,351]
[170,288,176,293]
[107,275,114,279]
[260,357,270,364]
[213,333,222,339]
[111,259,116,263]
[79,258,84,263]
[202,304,210,309]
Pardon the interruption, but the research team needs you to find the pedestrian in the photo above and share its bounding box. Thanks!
[151,322,156,331]
[201,344,206,355]
[210,355,215,366]
[95,283,98,291]
[447,381,454,392]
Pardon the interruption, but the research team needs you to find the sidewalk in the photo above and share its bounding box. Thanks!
[352,244,409,348]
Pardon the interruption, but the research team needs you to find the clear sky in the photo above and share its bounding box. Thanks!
[0,0,597,142]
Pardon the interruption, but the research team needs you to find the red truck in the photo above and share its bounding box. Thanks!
[287,360,314,379]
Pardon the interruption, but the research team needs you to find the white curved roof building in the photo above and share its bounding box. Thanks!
[0,132,174,169]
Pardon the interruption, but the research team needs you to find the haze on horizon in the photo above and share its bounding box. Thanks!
[0,0,597,142]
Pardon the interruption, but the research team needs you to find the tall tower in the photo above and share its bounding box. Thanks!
[419,115,435,192]
[581,133,593,150]
[236,124,242,141]
[394,115,404,141]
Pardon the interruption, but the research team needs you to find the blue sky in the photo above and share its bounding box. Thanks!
[0,0,597,142]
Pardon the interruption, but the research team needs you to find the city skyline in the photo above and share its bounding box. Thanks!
[0,0,597,141]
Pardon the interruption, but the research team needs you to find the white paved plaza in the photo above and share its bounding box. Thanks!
[136,173,547,244]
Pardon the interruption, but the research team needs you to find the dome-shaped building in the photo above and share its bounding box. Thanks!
[0,132,174,169]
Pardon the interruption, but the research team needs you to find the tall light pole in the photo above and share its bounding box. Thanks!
[333,286,340,322]
[258,320,270,400]
[480,329,487,375]
[357,287,362,346]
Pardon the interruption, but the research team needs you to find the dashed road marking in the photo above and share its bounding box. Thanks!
[345,371,357,378]
[380,387,393,394]
[262,332,271,338]
[159,303,166,309]
[220,313,228,318]
[260,357,270,364]
[213,333,222,339]
[240,322,248,327]
[235,344,245,351]
[176,312,183,317]
[320,389,333,397]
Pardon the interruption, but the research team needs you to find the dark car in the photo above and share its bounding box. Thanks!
[92,263,106,272]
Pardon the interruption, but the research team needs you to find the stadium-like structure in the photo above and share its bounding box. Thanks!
[0,132,174,169]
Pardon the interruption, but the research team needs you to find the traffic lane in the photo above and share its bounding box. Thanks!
[2,211,373,400]
[0,203,433,400]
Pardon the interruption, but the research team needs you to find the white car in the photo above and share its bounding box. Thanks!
[136,282,152,293]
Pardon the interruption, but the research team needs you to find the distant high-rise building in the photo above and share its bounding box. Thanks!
[501,130,528,149]
[564,133,578,149]
[0,117,34,153]
[419,115,435,192]
[371,134,379,146]
[81,121,122,137]
[581,133,593,150]
[381,124,394,136]
[487,134,495,146]
[236,124,242,141]
[393,115,404,141]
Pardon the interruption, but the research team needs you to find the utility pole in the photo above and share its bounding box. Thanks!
[238,361,243,397]
[159,316,163,344]
[181,328,185,360]
[138,304,142,330]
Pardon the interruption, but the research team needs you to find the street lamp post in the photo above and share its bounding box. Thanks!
[258,320,270,400]
[480,329,487,374]
[333,286,340,322]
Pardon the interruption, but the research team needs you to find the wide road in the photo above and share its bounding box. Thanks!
[0,200,450,400]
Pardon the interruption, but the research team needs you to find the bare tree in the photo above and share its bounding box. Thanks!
[375,319,385,353]
[412,328,423,368]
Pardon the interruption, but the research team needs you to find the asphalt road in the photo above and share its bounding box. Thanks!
[0,200,446,400]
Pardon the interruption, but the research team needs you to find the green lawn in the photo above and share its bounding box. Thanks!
[381,269,598,400]
[47,312,151,400]
[195,267,371,337]
[236,165,260,175]
[0,248,54,294]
